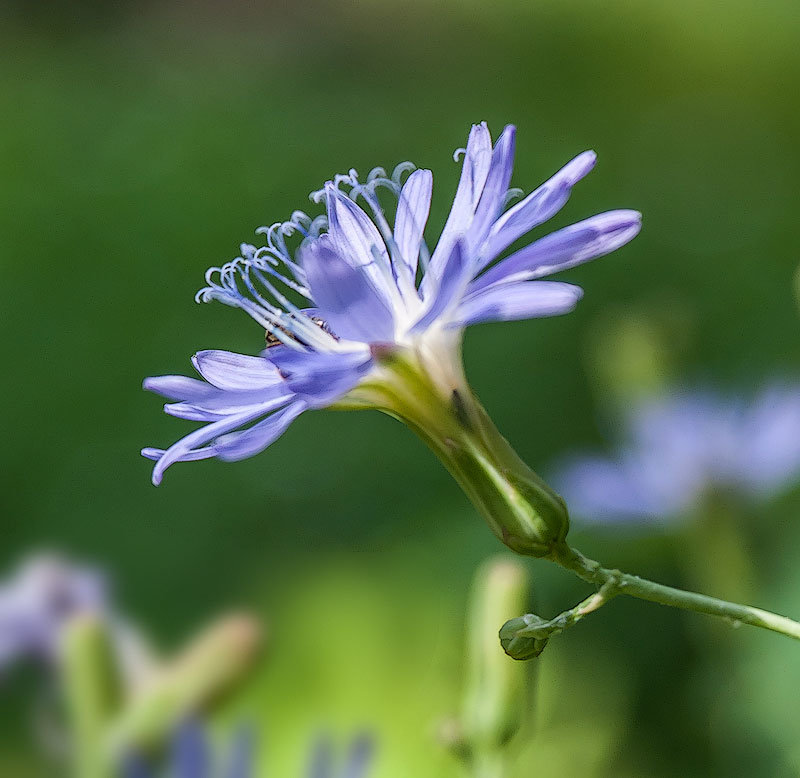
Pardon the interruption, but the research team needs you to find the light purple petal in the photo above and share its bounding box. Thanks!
[213,401,307,461]
[479,150,597,265]
[162,405,224,423]
[146,405,279,485]
[300,236,395,343]
[465,125,516,252]
[192,350,283,391]
[427,123,493,277]
[555,456,669,522]
[141,446,215,462]
[452,281,583,327]
[224,727,255,778]
[342,733,374,778]
[267,347,372,406]
[0,556,108,668]
[325,184,394,303]
[411,240,470,333]
[471,210,642,293]
[164,390,292,421]
[172,721,210,778]
[738,383,800,493]
[394,168,433,276]
[143,375,216,402]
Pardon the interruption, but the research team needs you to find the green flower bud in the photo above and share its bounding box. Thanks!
[499,615,549,661]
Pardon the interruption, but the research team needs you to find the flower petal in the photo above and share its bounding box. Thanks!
[164,390,292,421]
[555,456,667,522]
[192,350,283,391]
[452,281,583,327]
[146,405,279,485]
[267,347,372,406]
[410,239,471,333]
[325,184,394,302]
[394,168,433,276]
[141,446,214,462]
[143,375,216,402]
[172,721,210,778]
[738,383,800,492]
[479,150,596,265]
[465,125,516,251]
[342,733,375,778]
[213,401,307,461]
[300,236,395,343]
[471,210,642,293]
[427,123,493,276]
[224,727,254,778]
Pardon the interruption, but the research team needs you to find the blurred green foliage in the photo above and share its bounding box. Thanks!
[1,0,799,775]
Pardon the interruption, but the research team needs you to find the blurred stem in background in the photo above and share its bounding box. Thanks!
[680,497,756,768]
[684,496,756,623]
[442,556,532,778]
[105,614,261,760]
[61,616,122,778]
[19,556,264,778]
[794,264,800,312]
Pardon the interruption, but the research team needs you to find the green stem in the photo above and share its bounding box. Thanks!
[347,346,570,558]
[550,545,800,641]
[346,343,800,648]
[470,750,506,778]
[504,545,800,659]
[60,616,121,778]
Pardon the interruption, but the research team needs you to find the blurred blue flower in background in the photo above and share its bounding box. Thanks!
[555,382,800,524]
[123,721,374,778]
[0,553,107,670]
[123,722,252,778]
[0,552,154,686]
[143,122,640,484]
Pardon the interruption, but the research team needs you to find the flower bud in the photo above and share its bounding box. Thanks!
[499,615,549,661]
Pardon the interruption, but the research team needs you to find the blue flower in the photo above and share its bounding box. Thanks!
[143,123,640,485]
[554,382,800,523]
[123,722,374,778]
[0,553,107,670]
[123,723,252,778]
[0,553,154,686]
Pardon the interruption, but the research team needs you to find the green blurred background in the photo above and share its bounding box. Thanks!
[1,0,800,775]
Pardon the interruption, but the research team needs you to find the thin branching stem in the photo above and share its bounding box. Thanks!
[544,544,800,641]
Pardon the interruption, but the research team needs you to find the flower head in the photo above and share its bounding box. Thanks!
[123,721,374,778]
[0,553,107,670]
[0,552,155,689]
[143,123,640,485]
[555,382,800,523]
[123,721,253,778]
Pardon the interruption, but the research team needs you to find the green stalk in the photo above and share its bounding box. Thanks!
[552,545,800,639]
[60,616,121,778]
[104,614,260,759]
[345,342,800,650]
[345,345,569,558]
[503,545,800,660]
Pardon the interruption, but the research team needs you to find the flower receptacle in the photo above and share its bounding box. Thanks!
[347,341,571,558]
